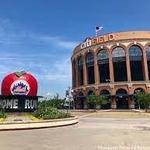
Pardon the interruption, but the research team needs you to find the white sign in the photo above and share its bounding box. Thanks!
[80,38,92,49]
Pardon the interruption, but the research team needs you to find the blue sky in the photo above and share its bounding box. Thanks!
[0,0,150,97]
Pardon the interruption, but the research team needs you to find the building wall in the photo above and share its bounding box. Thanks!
[71,31,150,109]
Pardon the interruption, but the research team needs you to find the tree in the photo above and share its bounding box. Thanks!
[96,95,108,109]
[135,93,150,112]
[40,93,65,109]
[87,94,97,109]
[87,94,108,109]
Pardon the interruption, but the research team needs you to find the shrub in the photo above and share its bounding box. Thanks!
[39,94,66,109]
[135,93,150,112]
[0,110,7,118]
[33,105,71,120]
[87,94,109,109]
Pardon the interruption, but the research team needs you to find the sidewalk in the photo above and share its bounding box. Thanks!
[0,114,78,131]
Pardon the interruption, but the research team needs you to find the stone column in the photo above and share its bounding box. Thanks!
[126,50,131,82]
[143,50,149,81]
[146,84,150,93]
[83,56,88,86]
[111,97,116,109]
[110,85,116,109]
[128,97,131,109]
[75,61,79,87]
[109,53,114,83]
[72,62,75,88]
[94,53,100,85]
[128,97,135,109]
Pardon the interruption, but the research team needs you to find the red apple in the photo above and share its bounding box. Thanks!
[1,71,38,96]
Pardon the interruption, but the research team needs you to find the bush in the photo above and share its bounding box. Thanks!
[0,110,7,118]
[39,99,65,109]
[33,105,71,120]
[135,92,150,112]
[87,94,109,109]
[39,94,66,109]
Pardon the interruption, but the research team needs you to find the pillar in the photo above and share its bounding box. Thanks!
[128,97,135,109]
[143,50,149,81]
[94,53,100,85]
[111,97,116,109]
[75,60,79,87]
[126,49,131,82]
[72,61,76,88]
[83,55,87,86]
[109,52,114,83]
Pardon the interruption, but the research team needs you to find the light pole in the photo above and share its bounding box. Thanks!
[65,87,74,111]
[71,89,76,109]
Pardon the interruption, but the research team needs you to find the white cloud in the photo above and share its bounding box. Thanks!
[0,18,75,96]
[57,41,78,49]
[0,54,54,60]
[37,57,71,82]
[30,34,78,49]
[0,18,79,50]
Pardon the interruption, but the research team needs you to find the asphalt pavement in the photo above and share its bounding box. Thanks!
[0,112,150,150]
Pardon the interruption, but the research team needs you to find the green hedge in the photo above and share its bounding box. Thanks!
[38,99,65,109]
[33,104,71,120]
[0,110,7,118]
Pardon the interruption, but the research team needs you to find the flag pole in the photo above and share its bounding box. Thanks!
[96,30,98,37]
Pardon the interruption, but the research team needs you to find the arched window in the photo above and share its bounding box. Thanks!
[112,47,127,82]
[146,46,150,79]
[134,88,145,94]
[86,52,95,84]
[116,89,128,109]
[72,60,76,87]
[100,89,110,96]
[129,45,144,81]
[97,49,110,83]
[88,90,95,95]
[77,56,84,86]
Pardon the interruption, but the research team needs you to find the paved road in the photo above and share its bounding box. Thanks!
[0,115,150,150]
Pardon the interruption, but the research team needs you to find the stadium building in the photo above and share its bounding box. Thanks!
[71,31,150,109]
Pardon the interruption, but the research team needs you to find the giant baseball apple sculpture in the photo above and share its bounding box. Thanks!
[1,71,38,96]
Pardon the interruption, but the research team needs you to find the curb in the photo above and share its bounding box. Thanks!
[0,117,78,131]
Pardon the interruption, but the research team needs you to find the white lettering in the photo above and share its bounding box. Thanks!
[0,98,37,111]
[25,99,30,109]
[6,99,13,109]
[80,38,92,49]
[13,99,18,109]
[25,99,37,109]
[2,100,7,109]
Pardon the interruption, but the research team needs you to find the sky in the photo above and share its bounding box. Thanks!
[0,0,150,97]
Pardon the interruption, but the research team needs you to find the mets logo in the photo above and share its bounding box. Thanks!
[10,80,30,95]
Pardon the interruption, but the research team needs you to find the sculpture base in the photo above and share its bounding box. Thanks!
[0,95,41,112]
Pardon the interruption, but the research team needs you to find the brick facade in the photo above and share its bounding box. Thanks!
[71,31,150,109]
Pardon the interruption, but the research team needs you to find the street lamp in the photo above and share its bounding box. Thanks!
[70,89,76,109]
[65,87,74,110]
